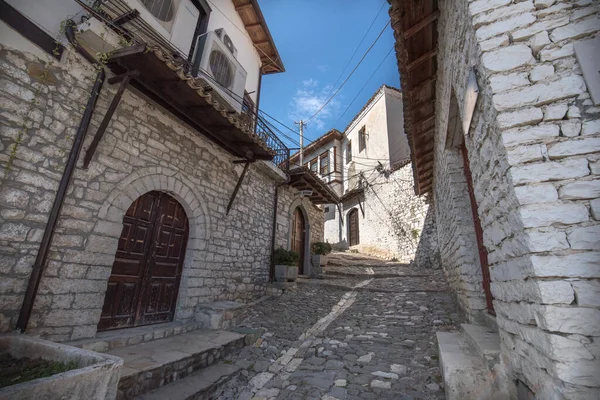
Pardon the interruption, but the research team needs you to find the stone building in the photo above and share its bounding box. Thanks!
[390,0,599,398]
[292,85,438,264]
[0,0,331,344]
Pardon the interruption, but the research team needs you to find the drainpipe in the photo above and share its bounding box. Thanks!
[269,176,289,282]
[16,21,105,332]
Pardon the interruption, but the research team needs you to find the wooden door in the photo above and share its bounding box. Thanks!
[348,209,359,246]
[291,207,305,275]
[98,191,189,331]
[461,144,495,315]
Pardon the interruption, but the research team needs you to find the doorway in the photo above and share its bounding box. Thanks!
[348,208,359,246]
[98,191,189,331]
[291,207,306,275]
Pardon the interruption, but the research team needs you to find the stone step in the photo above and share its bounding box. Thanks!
[437,331,509,400]
[461,323,501,369]
[136,363,241,400]
[109,329,249,399]
[68,321,202,353]
[195,301,248,330]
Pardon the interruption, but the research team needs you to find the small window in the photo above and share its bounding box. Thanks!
[346,141,352,164]
[141,0,175,22]
[324,206,330,213]
[320,152,330,175]
[310,160,318,173]
[359,126,366,152]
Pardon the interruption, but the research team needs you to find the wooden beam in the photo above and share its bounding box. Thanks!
[108,44,146,61]
[235,3,253,11]
[113,9,140,26]
[407,48,438,71]
[244,22,262,30]
[408,77,436,97]
[414,113,435,129]
[403,10,440,39]
[83,72,136,168]
[226,161,252,215]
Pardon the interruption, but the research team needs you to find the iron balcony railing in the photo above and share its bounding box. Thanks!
[75,0,290,170]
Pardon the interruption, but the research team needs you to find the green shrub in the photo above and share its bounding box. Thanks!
[311,242,332,255]
[273,247,299,265]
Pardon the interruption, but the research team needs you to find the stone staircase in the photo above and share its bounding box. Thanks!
[68,302,259,399]
[437,322,510,400]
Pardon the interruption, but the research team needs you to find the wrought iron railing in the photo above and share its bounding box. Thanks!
[75,0,290,171]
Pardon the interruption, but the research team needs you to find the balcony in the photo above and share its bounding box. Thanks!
[74,0,289,167]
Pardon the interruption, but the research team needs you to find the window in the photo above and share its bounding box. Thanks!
[141,0,175,22]
[359,126,367,152]
[324,206,330,213]
[310,160,318,173]
[320,151,330,175]
[346,141,352,164]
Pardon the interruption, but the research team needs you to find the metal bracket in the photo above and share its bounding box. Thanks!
[226,161,253,215]
[83,70,138,168]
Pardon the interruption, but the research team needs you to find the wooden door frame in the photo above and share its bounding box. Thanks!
[287,201,311,275]
[460,143,495,315]
[98,191,190,331]
[347,208,359,246]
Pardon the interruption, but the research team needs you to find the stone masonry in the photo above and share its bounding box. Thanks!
[432,0,600,398]
[341,162,439,268]
[0,45,315,342]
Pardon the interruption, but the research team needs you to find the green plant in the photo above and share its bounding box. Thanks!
[411,228,420,240]
[273,247,299,266]
[311,242,332,255]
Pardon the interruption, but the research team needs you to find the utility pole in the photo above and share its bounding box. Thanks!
[294,120,305,165]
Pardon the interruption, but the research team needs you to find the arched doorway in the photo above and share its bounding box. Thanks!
[348,208,359,246]
[291,207,306,275]
[98,191,189,331]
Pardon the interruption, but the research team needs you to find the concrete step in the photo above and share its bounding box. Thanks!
[68,321,202,353]
[461,323,501,369]
[195,301,248,330]
[109,329,249,399]
[437,331,509,400]
[136,362,241,400]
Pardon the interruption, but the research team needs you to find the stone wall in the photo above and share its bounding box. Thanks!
[274,186,324,252]
[324,164,439,267]
[0,45,290,341]
[435,0,600,398]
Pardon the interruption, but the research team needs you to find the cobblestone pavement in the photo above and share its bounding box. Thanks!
[214,253,462,400]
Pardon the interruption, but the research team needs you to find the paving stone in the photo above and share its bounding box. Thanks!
[211,253,460,399]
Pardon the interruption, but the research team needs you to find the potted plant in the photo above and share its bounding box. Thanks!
[273,247,300,282]
[311,242,332,267]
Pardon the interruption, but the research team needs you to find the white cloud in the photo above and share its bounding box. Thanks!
[317,65,330,72]
[289,79,341,130]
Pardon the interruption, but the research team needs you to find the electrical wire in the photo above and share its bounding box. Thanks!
[306,19,391,124]
[334,46,394,127]
[323,0,388,99]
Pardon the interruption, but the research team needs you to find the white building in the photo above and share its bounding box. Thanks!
[293,86,438,264]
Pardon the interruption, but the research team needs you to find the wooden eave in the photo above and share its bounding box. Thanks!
[106,45,275,161]
[288,167,340,205]
[289,129,343,164]
[232,0,285,74]
[389,0,439,195]
[340,187,364,203]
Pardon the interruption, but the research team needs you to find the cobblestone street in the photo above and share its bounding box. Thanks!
[214,253,462,400]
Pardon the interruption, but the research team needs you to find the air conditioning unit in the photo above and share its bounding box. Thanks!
[97,0,200,55]
[214,28,238,58]
[192,31,248,113]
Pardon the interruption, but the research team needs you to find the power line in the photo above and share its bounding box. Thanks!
[334,46,394,127]
[306,19,391,124]
[323,0,388,99]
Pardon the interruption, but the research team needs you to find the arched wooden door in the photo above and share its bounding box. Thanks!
[348,209,359,246]
[98,191,189,331]
[290,207,306,275]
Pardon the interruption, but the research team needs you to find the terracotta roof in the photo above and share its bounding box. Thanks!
[288,167,340,204]
[389,0,438,195]
[107,44,276,159]
[233,0,285,74]
[289,129,343,164]
[343,85,402,133]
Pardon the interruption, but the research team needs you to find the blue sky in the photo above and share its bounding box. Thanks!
[258,0,399,148]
